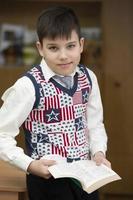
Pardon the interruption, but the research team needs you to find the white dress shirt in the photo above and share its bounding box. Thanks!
[0,59,107,171]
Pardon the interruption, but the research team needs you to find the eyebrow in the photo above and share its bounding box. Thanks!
[47,41,77,46]
[67,41,77,44]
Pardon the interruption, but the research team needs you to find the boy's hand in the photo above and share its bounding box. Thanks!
[92,151,111,168]
[27,159,56,179]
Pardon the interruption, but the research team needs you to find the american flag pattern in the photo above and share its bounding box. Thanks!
[23,65,92,161]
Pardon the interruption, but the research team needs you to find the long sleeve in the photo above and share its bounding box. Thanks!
[0,76,36,171]
[86,69,107,156]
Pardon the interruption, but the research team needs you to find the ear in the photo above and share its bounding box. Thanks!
[79,37,84,53]
[36,41,44,57]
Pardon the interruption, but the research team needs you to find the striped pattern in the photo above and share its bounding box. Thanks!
[78,74,90,88]
[45,95,60,109]
[61,106,74,120]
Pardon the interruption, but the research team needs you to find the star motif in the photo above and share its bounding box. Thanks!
[76,118,84,131]
[83,90,89,102]
[46,110,60,122]
[38,133,49,143]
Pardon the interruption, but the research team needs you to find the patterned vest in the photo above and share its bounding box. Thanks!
[23,64,92,161]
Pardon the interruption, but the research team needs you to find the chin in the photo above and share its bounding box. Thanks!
[64,68,75,75]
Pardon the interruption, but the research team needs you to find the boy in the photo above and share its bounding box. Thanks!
[0,6,111,200]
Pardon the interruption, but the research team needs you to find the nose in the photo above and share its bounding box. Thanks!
[59,49,68,60]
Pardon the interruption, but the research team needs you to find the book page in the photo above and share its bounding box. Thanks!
[48,161,84,180]
[73,161,121,192]
[43,155,121,193]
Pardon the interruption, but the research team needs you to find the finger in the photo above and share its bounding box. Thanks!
[43,173,52,179]
[41,159,56,166]
[102,159,111,168]
[96,159,103,166]
[93,156,103,164]
[42,167,52,179]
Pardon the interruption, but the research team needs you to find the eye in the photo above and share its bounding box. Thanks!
[48,46,58,52]
[67,44,76,49]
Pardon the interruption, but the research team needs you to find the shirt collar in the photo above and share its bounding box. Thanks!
[40,58,80,82]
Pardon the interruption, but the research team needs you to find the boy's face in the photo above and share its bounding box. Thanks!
[36,30,84,76]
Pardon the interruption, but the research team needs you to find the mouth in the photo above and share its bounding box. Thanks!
[58,62,73,68]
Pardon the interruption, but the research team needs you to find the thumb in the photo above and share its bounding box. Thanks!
[41,159,56,166]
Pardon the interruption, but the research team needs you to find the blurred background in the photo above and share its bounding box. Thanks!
[0,0,133,200]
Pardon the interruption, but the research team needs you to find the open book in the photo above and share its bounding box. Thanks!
[43,155,121,194]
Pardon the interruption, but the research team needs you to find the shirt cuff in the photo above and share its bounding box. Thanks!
[90,145,107,157]
[9,154,34,172]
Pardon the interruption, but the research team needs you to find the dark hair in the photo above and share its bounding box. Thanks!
[37,6,81,43]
